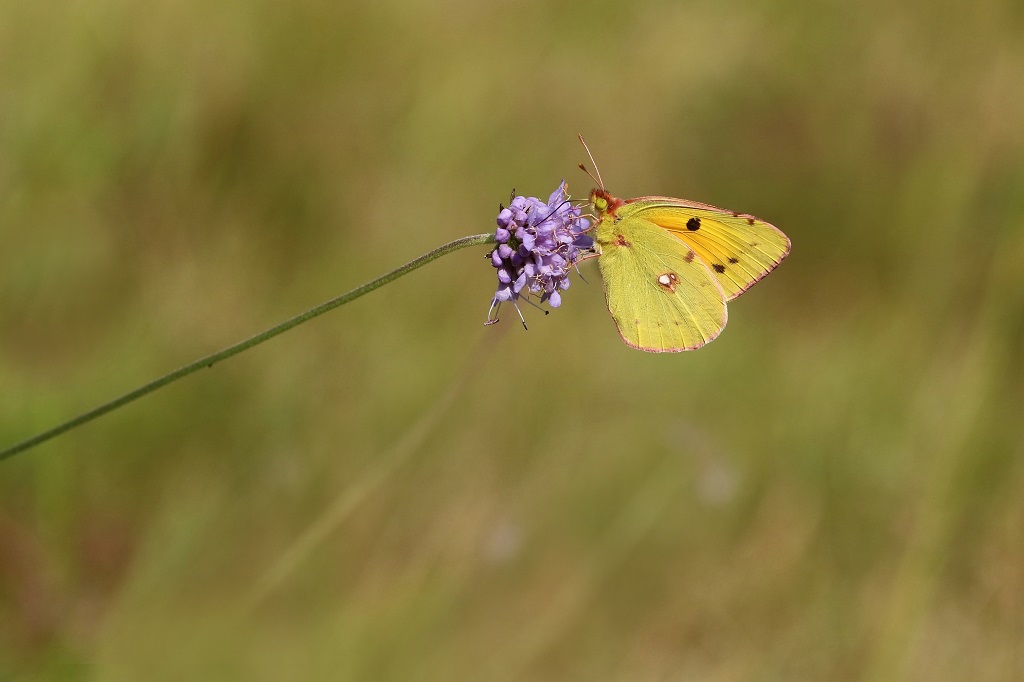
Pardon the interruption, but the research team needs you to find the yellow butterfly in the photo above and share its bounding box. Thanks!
[580,137,790,352]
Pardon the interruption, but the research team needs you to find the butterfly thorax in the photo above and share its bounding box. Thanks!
[590,188,624,219]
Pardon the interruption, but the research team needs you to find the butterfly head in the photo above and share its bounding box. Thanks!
[589,188,623,218]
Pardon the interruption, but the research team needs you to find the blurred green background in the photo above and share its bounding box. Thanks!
[2,0,1023,678]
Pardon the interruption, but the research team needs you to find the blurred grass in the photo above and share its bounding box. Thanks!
[2,0,1024,679]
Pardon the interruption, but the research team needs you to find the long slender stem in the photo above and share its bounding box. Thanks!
[1,233,495,462]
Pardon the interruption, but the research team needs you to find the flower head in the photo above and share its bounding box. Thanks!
[485,182,593,327]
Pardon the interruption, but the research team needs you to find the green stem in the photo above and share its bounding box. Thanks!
[1,233,496,462]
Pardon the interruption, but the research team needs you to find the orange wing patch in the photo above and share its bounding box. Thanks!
[635,202,790,300]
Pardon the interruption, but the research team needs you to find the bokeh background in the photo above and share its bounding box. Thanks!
[3,0,1024,679]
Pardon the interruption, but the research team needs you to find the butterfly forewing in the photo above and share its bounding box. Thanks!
[625,198,791,301]
[596,216,727,352]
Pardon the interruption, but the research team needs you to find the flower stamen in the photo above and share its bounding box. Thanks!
[484,181,593,328]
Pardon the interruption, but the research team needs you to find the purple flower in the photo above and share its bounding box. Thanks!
[485,181,593,327]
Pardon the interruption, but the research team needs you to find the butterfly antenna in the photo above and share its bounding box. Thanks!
[578,163,600,188]
[577,134,605,190]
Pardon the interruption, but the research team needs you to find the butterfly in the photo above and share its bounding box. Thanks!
[579,137,790,352]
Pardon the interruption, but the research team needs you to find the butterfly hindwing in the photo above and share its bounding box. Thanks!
[624,198,791,301]
[596,215,727,352]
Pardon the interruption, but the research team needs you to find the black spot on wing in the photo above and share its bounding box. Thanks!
[686,217,701,231]
[728,257,739,264]
[712,263,726,273]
